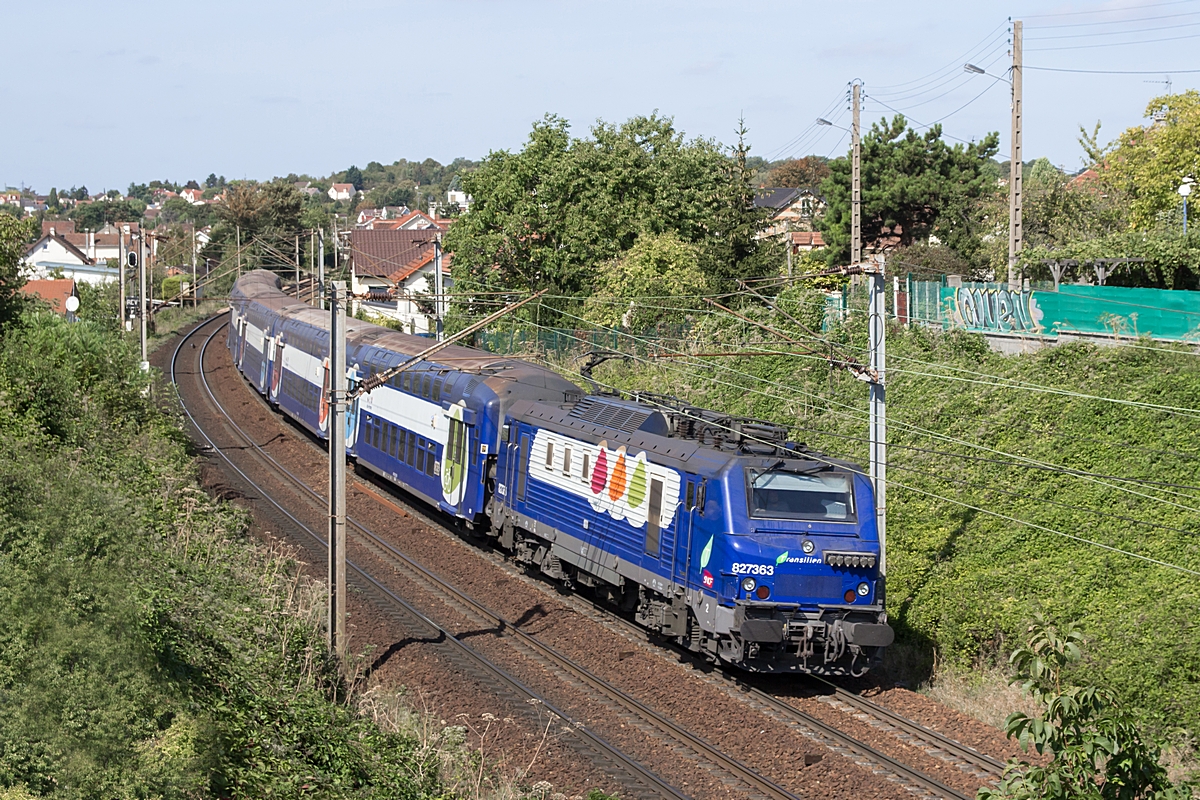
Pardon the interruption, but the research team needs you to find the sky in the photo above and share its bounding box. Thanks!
[4,0,1198,193]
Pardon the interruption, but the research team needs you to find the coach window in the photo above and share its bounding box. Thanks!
[517,434,530,501]
[645,478,663,557]
[383,423,392,458]
[425,441,437,477]
[415,437,427,474]
[397,429,407,461]
[432,379,441,403]
[545,441,555,470]
[407,431,417,465]
[422,376,431,398]
[562,447,572,477]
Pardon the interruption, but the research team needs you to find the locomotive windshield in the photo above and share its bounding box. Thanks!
[746,468,855,521]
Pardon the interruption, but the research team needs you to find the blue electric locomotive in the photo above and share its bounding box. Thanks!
[229,271,893,674]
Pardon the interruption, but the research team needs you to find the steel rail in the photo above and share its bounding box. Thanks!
[807,676,1007,779]
[178,315,980,800]
[184,316,803,800]
[168,316,690,800]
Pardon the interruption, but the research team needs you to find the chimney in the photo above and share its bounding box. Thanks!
[49,226,56,236]
[88,231,95,258]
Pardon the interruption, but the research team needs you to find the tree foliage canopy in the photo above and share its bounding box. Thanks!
[817,115,999,264]
[1102,90,1200,229]
[445,113,773,318]
[581,231,712,332]
[764,156,830,189]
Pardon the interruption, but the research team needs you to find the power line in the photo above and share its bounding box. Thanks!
[1021,0,1200,19]
[1026,19,1200,39]
[1027,30,1200,50]
[1028,8,1200,28]
[522,348,1200,578]
[870,21,1010,90]
[524,306,1200,515]
[1025,64,1200,74]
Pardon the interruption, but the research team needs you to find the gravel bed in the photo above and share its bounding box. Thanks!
[162,318,1015,800]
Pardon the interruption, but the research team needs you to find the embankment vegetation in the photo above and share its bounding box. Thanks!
[563,286,1200,751]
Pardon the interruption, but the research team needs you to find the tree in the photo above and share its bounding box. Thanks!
[980,616,1182,800]
[205,173,219,189]
[582,231,712,332]
[0,215,35,329]
[1104,90,1200,229]
[184,179,200,190]
[47,188,59,211]
[344,165,364,191]
[817,114,1000,265]
[445,113,773,321]
[69,200,146,230]
[765,156,831,189]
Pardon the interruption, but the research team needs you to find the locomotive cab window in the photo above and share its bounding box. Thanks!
[545,442,554,470]
[746,469,855,521]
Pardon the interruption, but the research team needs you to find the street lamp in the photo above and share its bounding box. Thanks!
[816,117,833,126]
[1180,176,1194,234]
[963,63,1012,84]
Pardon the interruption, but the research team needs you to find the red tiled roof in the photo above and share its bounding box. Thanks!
[790,231,825,247]
[350,229,449,284]
[20,279,77,313]
[42,219,75,235]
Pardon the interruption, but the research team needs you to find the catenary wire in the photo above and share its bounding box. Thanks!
[1028,8,1200,27]
[516,308,1200,515]
[521,350,1200,577]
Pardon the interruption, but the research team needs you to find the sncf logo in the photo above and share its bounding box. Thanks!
[702,569,714,589]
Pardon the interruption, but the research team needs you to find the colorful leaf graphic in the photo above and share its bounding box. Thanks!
[776,551,789,565]
[608,451,628,501]
[627,459,647,508]
[590,446,608,494]
[699,535,713,569]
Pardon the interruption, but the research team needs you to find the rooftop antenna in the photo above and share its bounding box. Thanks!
[1148,76,1172,124]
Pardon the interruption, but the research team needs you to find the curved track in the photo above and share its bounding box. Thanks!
[170,313,1005,800]
[173,315,799,800]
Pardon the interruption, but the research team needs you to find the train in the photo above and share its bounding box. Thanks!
[227,270,893,674]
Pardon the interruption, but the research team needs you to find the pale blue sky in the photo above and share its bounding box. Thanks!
[4,0,1197,193]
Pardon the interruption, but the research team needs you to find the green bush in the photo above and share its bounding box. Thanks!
[582,297,1200,737]
[0,311,446,798]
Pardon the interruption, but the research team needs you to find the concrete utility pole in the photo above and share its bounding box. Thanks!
[310,230,317,304]
[328,280,347,659]
[236,224,243,281]
[852,82,862,266]
[192,226,198,309]
[433,234,445,341]
[139,233,148,366]
[118,226,127,331]
[318,229,326,310]
[1008,20,1024,289]
[866,256,887,576]
[294,234,301,297]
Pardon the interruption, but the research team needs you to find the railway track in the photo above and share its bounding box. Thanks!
[170,313,1001,800]
[172,315,800,800]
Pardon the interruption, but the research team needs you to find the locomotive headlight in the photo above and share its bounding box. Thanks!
[802,539,815,555]
[857,581,871,597]
[740,577,757,593]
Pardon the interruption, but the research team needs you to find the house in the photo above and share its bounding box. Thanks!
[755,187,826,239]
[328,183,356,201]
[294,181,320,197]
[20,278,78,317]
[1,190,21,206]
[22,232,121,284]
[349,229,451,334]
[355,206,410,227]
[788,230,826,252]
[446,177,471,211]
[180,187,205,204]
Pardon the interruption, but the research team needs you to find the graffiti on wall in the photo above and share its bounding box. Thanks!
[952,286,1045,334]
